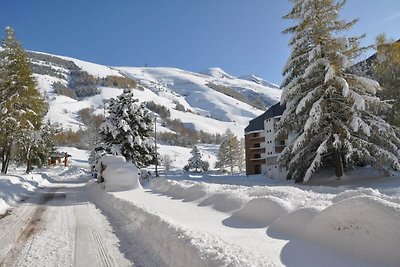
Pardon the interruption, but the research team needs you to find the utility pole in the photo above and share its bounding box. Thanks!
[154,115,159,177]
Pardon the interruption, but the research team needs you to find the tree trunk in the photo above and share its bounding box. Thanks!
[2,145,11,174]
[333,148,344,180]
[1,148,6,173]
[3,150,11,174]
[26,158,32,174]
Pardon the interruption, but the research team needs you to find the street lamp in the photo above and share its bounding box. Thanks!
[154,115,159,177]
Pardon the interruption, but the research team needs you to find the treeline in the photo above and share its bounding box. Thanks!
[206,82,267,110]
[27,51,137,99]
[145,101,223,147]
[55,107,105,149]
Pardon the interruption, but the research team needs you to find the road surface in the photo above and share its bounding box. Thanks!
[0,178,132,267]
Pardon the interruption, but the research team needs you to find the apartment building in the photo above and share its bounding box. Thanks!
[244,103,290,177]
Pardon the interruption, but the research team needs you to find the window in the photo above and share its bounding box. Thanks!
[254,154,261,159]
[254,143,260,148]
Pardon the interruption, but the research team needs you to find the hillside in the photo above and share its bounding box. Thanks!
[28,51,281,138]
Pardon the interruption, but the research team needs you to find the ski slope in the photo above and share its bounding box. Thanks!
[30,51,281,137]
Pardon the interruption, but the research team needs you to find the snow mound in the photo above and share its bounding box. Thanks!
[224,196,292,228]
[198,193,247,212]
[268,207,320,238]
[332,188,381,202]
[182,184,208,202]
[97,155,141,192]
[166,183,190,199]
[305,196,400,266]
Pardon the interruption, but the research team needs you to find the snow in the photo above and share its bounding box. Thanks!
[97,154,141,192]
[200,67,234,79]
[2,149,400,266]
[0,171,47,215]
[238,74,280,89]
[30,51,122,78]
[30,51,283,137]
[88,167,400,266]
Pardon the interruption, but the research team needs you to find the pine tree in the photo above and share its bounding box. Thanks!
[98,89,155,168]
[184,145,208,172]
[215,129,243,174]
[278,0,400,182]
[0,27,47,173]
[373,35,400,127]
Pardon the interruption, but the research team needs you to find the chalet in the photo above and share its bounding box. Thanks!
[48,152,71,167]
[244,103,294,178]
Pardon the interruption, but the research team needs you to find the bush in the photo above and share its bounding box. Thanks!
[146,101,171,119]
[53,82,78,99]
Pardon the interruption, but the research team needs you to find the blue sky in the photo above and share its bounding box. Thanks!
[1,0,399,85]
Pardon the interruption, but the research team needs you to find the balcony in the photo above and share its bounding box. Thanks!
[275,145,285,153]
[248,136,265,143]
[275,134,288,141]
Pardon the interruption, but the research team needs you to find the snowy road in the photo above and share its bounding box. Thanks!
[0,180,131,267]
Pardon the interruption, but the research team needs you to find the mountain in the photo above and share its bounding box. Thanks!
[27,51,281,138]
[238,74,280,89]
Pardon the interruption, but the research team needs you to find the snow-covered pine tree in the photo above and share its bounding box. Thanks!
[98,89,155,168]
[215,129,243,174]
[0,27,47,173]
[278,0,400,182]
[185,145,208,172]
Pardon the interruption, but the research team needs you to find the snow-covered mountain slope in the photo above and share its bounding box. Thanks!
[238,74,280,89]
[29,51,281,137]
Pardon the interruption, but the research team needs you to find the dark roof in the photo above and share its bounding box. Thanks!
[50,152,71,157]
[244,102,285,134]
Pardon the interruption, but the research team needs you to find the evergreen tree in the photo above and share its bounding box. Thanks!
[373,35,400,126]
[98,89,155,168]
[215,129,243,174]
[184,145,208,172]
[278,0,400,182]
[0,27,47,173]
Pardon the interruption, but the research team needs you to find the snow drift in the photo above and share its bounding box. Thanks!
[305,196,400,266]
[97,155,141,192]
[224,196,292,228]
[146,177,400,265]
[87,183,266,267]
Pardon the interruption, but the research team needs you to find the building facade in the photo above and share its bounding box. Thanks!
[244,103,292,178]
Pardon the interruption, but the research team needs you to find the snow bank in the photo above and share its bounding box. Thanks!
[0,173,46,214]
[268,207,320,238]
[305,196,400,266]
[97,155,141,192]
[146,176,400,265]
[198,193,247,212]
[87,183,267,267]
[224,197,292,228]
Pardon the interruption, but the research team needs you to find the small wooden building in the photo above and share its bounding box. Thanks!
[48,152,71,167]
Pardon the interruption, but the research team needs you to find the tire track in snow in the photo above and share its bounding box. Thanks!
[0,184,131,267]
[0,192,62,266]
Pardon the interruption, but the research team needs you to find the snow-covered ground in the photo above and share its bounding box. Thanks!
[2,148,399,266]
[89,165,400,266]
